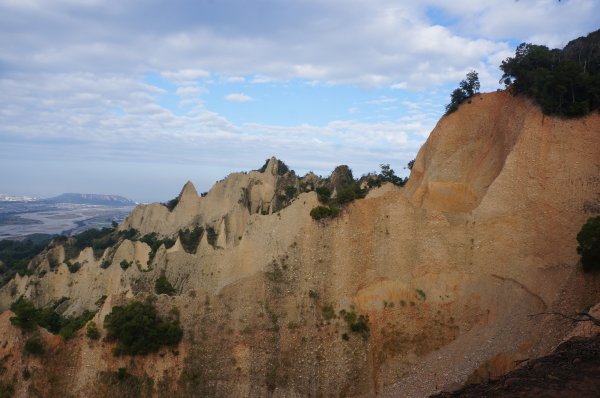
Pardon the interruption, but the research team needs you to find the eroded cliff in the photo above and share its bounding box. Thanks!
[0,91,599,398]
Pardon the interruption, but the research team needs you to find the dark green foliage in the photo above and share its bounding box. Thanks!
[445,70,480,114]
[118,228,139,241]
[205,227,218,247]
[500,30,600,117]
[285,186,297,200]
[10,297,39,331]
[577,216,600,272]
[10,297,95,338]
[24,335,44,356]
[339,308,370,340]
[86,321,101,340]
[379,164,406,186]
[139,233,176,264]
[65,226,118,260]
[315,187,332,203]
[335,184,367,204]
[155,275,176,296]
[59,310,95,339]
[321,304,336,320]
[416,289,427,301]
[407,159,415,170]
[310,205,341,220]
[101,260,111,269]
[0,235,52,286]
[178,226,204,254]
[120,260,132,270]
[36,306,63,334]
[103,301,183,355]
[67,262,81,273]
[163,197,179,211]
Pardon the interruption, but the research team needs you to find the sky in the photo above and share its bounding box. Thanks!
[0,0,598,202]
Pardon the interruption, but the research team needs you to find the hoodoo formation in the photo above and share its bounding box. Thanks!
[0,89,598,397]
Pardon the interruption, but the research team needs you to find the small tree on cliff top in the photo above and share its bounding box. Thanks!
[445,70,480,114]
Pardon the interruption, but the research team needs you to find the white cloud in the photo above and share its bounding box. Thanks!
[224,93,253,102]
[175,85,206,97]
[391,82,407,90]
[162,69,210,82]
[224,76,245,83]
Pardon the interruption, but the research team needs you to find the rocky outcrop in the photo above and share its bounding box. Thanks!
[0,91,599,397]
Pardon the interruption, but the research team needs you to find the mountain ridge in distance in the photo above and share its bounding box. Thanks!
[42,193,136,206]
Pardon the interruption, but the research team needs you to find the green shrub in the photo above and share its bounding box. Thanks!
[577,216,600,272]
[68,262,81,273]
[0,235,53,287]
[179,226,204,254]
[24,335,44,356]
[118,228,139,240]
[10,297,39,331]
[10,297,95,338]
[59,310,95,339]
[155,275,176,296]
[339,308,370,340]
[140,233,176,264]
[120,260,132,270]
[315,187,331,203]
[310,205,340,220]
[103,301,183,355]
[86,321,101,340]
[205,227,218,247]
[65,227,118,260]
[416,289,427,301]
[379,164,407,187]
[321,304,336,320]
[163,197,179,211]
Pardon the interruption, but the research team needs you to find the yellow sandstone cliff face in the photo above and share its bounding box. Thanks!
[0,91,599,397]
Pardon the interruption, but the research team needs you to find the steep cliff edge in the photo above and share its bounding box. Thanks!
[0,91,599,398]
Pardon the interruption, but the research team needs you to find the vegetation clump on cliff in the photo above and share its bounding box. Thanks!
[500,29,600,117]
[577,216,600,272]
[0,235,52,286]
[9,297,95,339]
[178,225,203,254]
[103,301,183,355]
[155,273,176,296]
[445,70,481,114]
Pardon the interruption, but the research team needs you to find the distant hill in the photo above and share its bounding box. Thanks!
[43,193,136,206]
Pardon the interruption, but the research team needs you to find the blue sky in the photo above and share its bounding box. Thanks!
[0,0,598,202]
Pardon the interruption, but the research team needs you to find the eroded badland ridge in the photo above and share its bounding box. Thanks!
[0,91,599,397]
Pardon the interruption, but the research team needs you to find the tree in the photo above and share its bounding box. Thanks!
[460,70,481,97]
[577,216,600,272]
[104,301,183,355]
[155,274,176,296]
[499,29,600,117]
[379,164,405,186]
[445,70,480,114]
